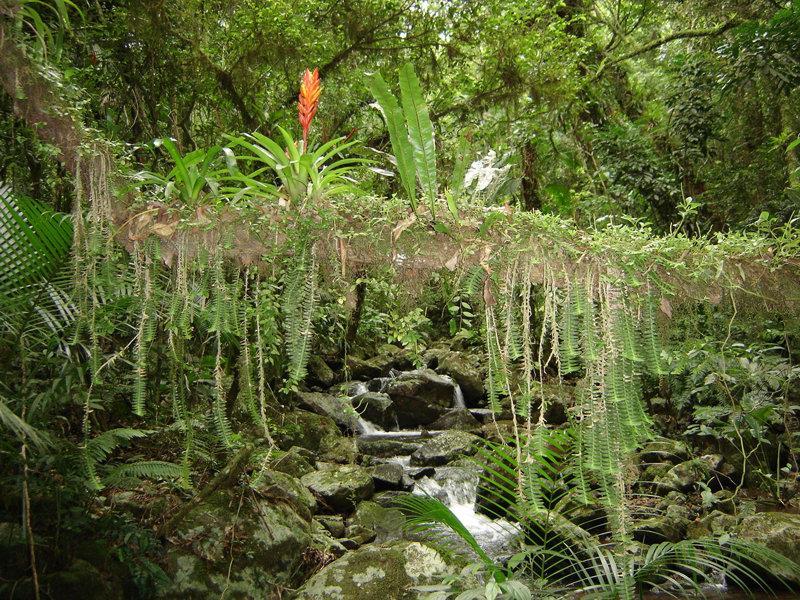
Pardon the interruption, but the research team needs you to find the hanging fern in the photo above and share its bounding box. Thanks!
[282,243,318,391]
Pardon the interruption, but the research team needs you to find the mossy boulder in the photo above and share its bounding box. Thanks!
[302,464,375,513]
[410,430,480,467]
[370,462,407,490]
[252,469,318,519]
[632,505,691,544]
[295,541,456,600]
[353,392,396,429]
[275,410,341,454]
[638,439,690,465]
[270,446,316,478]
[430,408,481,432]
[736,512,800,585]
[159,490,311,598]
[296,391,359,432]
[346,345,413,380]
[385,369,457,428]
[347,500,406,543]
[656,458,711,494]
[424,348,485,406]
[357,436,423,458]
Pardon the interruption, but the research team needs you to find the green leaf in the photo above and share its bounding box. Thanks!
[398,63,437,211]
[366,72,417,211]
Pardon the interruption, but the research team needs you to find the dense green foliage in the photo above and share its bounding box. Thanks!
[2,1,800,599]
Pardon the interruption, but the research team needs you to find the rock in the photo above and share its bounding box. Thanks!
[430,408,481,432]
[632,510,691,544]
[270,446,316,479]
[346,346,412,380]
[532,383,574,425]
[318,436,359,465]
[385,369,458,428]
[348,501,406,543]
[308,355,336,387]
[370,462,407,491]
[712,489,736,513]
[736,512,800,584]
[656,458,711,494]
[252,469,317,519]
[296,391,359,432]
[276,410,341,454]
[424,349,485,405]
[295,541,456,600]
[372,490,414,508]
[353,392,396,429]
[44,559,122,600]
[701,509,740,536]
[302,464,375,513]
[357,437,423,458]
[317,515,345,538]
[410,431,480,467]
[160,490,311,598]
[638,439,690,465]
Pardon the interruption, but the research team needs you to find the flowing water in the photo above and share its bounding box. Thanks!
[350,371,519,560]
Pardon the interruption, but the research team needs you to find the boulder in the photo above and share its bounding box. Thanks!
[252,469,317,519]
[346,345,412,380]
[353,392,396,429]
[357,436,424,459]
[656,458,711,494]
[347,501,406,544]
[410,431,480,467]
[632,506,691,544]
[295,541,456,600]
[276,410,341,454]
[316,515,345,538]
[160,490,311,598]
[308,355,336,387]
[370,462,407,491]
[302,464,375,513]
[430,408,481,432]
[424,349,485,406]
[296,391,359,432]
[386,369,458,428]
[318,436,359,465]
[736,512,800,584]
[638,439,690,465]
[270,446,316,479]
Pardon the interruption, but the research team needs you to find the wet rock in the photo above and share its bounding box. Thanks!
[317,515,345,538]
[638,439,690,465]
[424,349,485,406]
[410,430,480,467]
[386,369,458,428]
[357,436,424,458]
[348,500,406,544]
[252,469,317,520]
[318,436,359,465]
[295,541,456,600]
[308,355,336,387]
[372,490,414,508]
[370,462,407,491]
[270,446,316,479]
[353,392,396,429]
[736,512,800,584]
[632,505,691,544]
[656,458,711,494]
[160,490,311,598]
[276,410,341,454]
[302,464,375,513]
[346,345,412,380]
[430,408,481,432]
[296,391,359,432]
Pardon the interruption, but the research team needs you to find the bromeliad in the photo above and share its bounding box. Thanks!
[298,68,321,151]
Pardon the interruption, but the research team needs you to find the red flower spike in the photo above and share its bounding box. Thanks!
[298,68,321,150]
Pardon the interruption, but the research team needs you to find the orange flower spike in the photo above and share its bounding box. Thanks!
[298,67,321,150]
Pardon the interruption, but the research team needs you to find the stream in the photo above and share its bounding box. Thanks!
[350,372,520,560]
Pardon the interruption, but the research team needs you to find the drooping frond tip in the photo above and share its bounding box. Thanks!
[298,68,321,149]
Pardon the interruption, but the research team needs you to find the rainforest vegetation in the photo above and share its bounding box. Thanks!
[3,1,800,598]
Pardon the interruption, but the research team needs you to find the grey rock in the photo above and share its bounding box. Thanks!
[410,430,480,467]
[302,464,375,513]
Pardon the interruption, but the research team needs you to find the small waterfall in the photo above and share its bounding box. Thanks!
[413,466,518,558]
[356,417,383,435]
[438,374,466,410]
